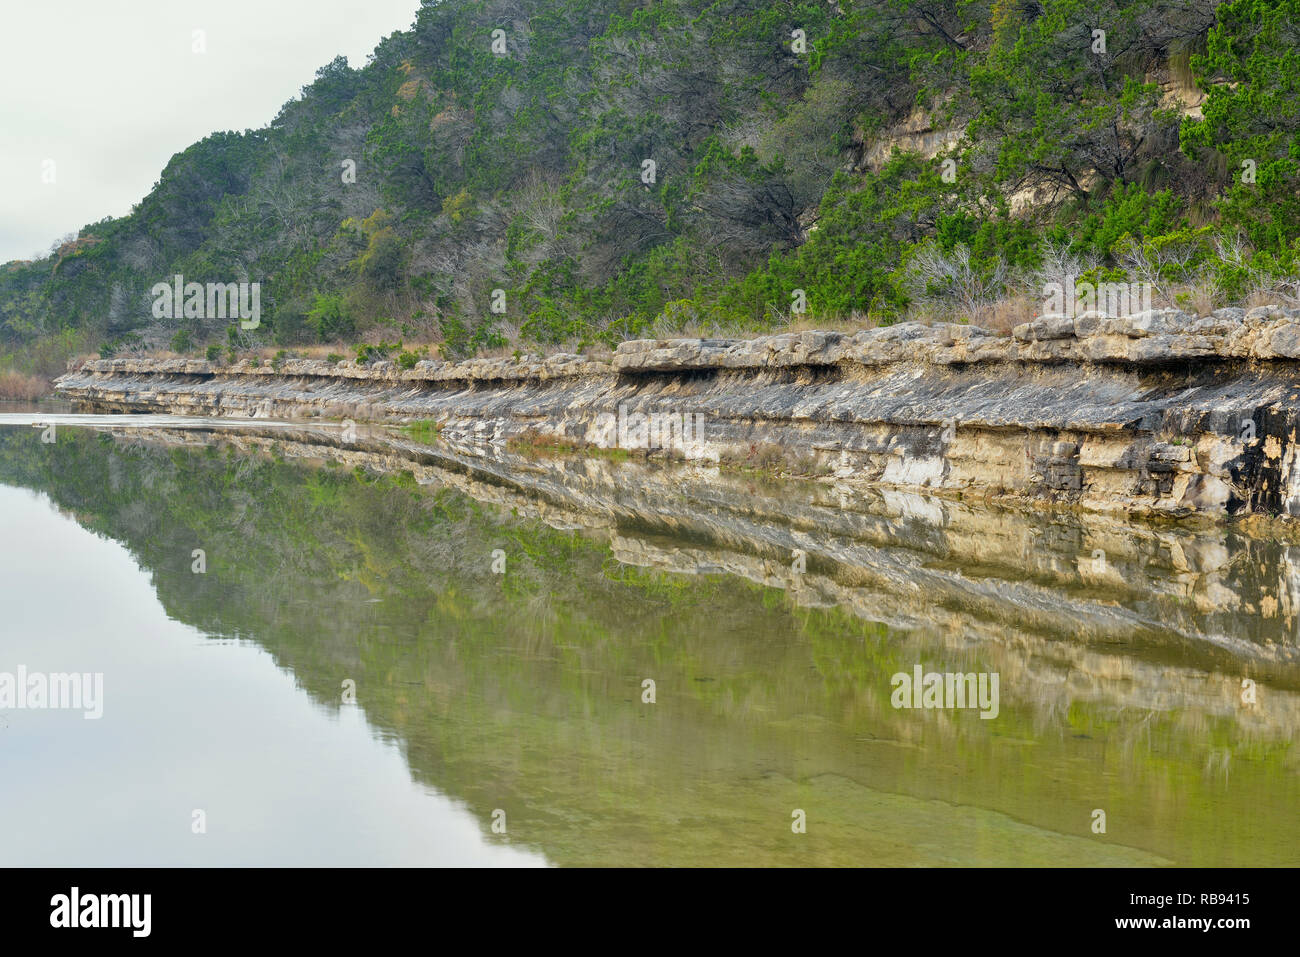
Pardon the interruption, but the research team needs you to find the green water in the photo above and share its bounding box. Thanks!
[0,423,1296,866]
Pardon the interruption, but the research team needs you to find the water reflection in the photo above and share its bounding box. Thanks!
[0,420,1296,866]
[0,482,546,866]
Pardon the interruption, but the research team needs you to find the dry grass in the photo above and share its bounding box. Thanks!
[472,343,541,360]
[749,442,786,469]
[291,343,354,359]
[461,338,615,361]
[716,441,832,477]
[157,335,616,367]
[1183,281,1219,317]
[507,426,635,461]
[642,313,874,343]
[781,314,875,336]
[1244,287,1292,309]
[985,293,1039,335]
[0,370,49,400]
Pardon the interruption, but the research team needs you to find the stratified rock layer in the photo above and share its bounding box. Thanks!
[55,306,1300,518]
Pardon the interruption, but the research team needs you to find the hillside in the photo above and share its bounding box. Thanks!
[3,0,1299,384]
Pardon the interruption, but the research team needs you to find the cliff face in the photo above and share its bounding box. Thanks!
[54,305,1300,520]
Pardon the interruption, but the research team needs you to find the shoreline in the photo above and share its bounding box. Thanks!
[53,306,1300,520]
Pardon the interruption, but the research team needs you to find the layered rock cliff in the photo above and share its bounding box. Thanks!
[54,305,1300,520]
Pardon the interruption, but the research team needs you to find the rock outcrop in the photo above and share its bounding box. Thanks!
[54,306,1300,519]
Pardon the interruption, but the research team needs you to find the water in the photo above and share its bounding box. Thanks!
[0,416,1296,866]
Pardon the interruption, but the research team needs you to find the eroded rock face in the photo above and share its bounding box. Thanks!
[54,306,1300,519]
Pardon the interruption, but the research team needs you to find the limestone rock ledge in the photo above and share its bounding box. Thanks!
[54,306,1300,519]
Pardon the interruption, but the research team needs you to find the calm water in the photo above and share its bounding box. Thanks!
[0,416,1296,866]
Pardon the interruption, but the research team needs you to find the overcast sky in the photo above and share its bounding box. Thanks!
[0,0,422,263]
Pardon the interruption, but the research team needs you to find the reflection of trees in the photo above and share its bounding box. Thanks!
[0,427,1296,866]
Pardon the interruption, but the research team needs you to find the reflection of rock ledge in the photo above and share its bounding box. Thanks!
[607,533,1300,742]
[117,422,1300,731]
[55,312,1300,519]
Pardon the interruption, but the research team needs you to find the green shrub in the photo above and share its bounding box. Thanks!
[355,340,401,364]
[401,419,442,443]
[272,300,309,345]
[308,293,356,342]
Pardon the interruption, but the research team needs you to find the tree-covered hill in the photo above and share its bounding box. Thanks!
[3,0,1299,380]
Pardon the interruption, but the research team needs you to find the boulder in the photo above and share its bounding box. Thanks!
[1112,308,1189,338]
[1260,322,1300,359]
[1028,314,1077,341]
[1071,311,1110,338]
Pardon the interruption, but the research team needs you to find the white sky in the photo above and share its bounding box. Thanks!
[0,0,423,263]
